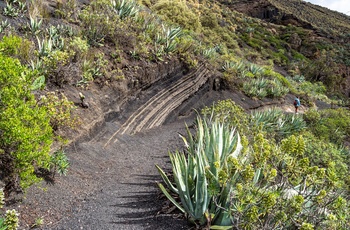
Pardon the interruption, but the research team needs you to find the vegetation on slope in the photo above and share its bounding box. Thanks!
[158,100,350,229]
[0,0,349,228]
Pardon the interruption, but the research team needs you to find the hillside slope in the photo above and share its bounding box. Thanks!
[0,0,349,228]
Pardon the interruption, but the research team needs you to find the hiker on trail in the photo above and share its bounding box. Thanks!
[294,96,301,114]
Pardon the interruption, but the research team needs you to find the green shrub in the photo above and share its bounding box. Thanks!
[111,0,140,20]
[201,99,249,135]
[68,36,89,60]
[0,53,53,191]
[41,50,74,86]
[243,78,268,99]
[0,35,21,56]
[243,77,289,99]
[152,0,201,32]
[3,0,26,18]
[38,91,78,132]
[306,108,350,145]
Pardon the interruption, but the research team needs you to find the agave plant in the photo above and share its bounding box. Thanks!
[36,36,53,57]
[201,47,217,59]
[111,0,140,20]
[0,20,10,34]
[27,16,42,35]
[163,26,182,53]
[3,2,18,17]
[157,116,243,226]
[246,63,264,76]
[154,25,182,54]
[243,78,269,99]
[3,0,26,17]
[250,108,306,140]
[222,60,245,73]
[267,79,289,98]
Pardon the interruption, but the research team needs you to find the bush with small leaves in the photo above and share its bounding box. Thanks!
[38,91,78,132]
[68,37,89,61]
[306,108,350,145]
[0,53,53,192]
[41,50,74,86]
[201,99,249,135]
[151,0,201,32]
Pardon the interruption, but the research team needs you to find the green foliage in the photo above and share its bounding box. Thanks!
[0,190,4,209]
[305,108,350,145]
[27,16,42,35]
[30,75,45,90]
[155,26,182,54]
[4,210,19,230]
[55,0,78,21]
[152,0,201,32]
[79,0,119,46]
[243,78,289,99]
[68,37,89,60]
[0,35,33,69]
[38,91,77,132]
[222,60,264,78]
[157,116,243,226]
[0,53,53,190]
[0,218,5,230]
[201,99,249,135]
[41,50,74,86]
[3,0,26,17]
[0,20,10,34]
[250,108,306,140]
[50,148,70,176]
[111,0,140,20]
[0,35,22,56]
[36,37,53,58]
[1,191,19,229]
[159,109,350,228]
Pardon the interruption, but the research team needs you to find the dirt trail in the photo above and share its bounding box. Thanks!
[12,66,211,230]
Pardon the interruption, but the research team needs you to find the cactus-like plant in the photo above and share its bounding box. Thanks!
[111,0,139,19]
[27,16,42,35]
[157,116,243,226]
[0,20,10,34]
[36,37,53,57]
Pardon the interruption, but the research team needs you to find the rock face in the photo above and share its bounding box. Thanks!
[226,0,313,28]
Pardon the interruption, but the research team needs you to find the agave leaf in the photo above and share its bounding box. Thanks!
[155,164,178,194]
[158,183,185,213]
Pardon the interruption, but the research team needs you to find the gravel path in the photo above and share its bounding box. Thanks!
[16,118,190,229]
